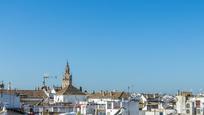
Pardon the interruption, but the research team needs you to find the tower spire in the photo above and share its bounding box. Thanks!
[62,61,72,88]
[65,61,70,75]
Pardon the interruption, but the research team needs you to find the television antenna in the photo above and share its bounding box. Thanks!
[42,73,58,87]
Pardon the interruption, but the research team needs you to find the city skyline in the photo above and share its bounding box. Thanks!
[0,1,204,93]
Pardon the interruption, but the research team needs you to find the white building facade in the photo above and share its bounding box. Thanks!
[0,93,20,108]
[80,92,139,115]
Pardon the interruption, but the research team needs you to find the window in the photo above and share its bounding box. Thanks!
[99,104,105,109]
[186,103,190,108]
[186,109,190,114]
[196,100,200,108]
[107,101,112,109]
[113,101,120,109]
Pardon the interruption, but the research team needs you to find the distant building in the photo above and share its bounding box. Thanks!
[79,91,139,115]
[54,62,86,104]
[140,93,177,115]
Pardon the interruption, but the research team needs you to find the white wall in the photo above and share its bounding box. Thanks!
[185,100,194,115]
[63,95,86,104]
[176,95,186,114]
[54,95,63,103]
[84,98,139,115]
[80,102,100,115]
[54,95,86,104]
[189,96,204,115]
[139,111,164,115]
[128,101,139,115]
[0,93,20,108]
[88,98,114,103]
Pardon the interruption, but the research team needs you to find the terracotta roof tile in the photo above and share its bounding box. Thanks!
[87,91,129,100]
[56,85,86,95]
[0,90,47,98]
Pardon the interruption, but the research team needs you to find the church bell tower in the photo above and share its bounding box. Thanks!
[62,62,72,88]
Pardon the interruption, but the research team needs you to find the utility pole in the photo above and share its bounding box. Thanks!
[42,73,58,89]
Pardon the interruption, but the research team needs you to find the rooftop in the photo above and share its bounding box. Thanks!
[87,91,129,100]
[56,85,86,95]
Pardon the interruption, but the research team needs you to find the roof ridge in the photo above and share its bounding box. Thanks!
[56,84,85,95]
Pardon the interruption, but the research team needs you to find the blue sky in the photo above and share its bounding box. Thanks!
[0,1,204,93]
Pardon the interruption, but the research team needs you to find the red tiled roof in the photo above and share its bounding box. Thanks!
[56,85,86,95]
[87,91,129,99]
[0,89,47,98]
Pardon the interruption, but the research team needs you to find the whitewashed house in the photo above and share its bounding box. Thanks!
[185,95,204,115]
[176,95,186,114]
[175,91,192,115]
[80,91,139,115]
[54,85,86,104]
[185,99,195,115]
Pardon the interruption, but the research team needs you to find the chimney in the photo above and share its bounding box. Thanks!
[110,91,113,96]
[103,91,105,96]
[79,86,82,92]
[0,81,4,89]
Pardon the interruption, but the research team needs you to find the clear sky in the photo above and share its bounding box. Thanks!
[0,0,204,93]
